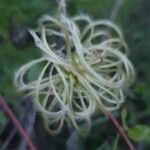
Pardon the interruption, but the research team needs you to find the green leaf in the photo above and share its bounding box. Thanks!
[121,108,150,143]
[127,125,150,142]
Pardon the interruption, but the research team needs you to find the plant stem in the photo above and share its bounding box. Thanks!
[0,95,36,150]
[112,134,120,150]
[58,0,67,15]
[110,0,124,21]
[106,111,135,150]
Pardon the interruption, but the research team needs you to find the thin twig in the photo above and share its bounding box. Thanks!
[1,128,16,150]
[0,95,36,150]
[106,111,135,150]
[112,134,120,150]
[110,0,124,21]
[57,0,67,15]
[18,100,36,150]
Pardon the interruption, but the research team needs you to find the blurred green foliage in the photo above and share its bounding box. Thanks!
[127,125,150,143]
[0,0,150,149]
[122,108,150,143]
[0,0,55,104]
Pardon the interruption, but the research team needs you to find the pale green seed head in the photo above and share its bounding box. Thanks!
[14,13,135,135]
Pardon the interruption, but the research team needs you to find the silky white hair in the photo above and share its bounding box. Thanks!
[14,13,135,135]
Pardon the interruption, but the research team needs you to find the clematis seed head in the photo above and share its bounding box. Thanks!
[14,13,135,135]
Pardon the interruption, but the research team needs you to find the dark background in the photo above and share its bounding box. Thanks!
[0,0,150,149]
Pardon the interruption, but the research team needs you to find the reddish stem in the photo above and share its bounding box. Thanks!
[106,111,135,150]
[0,95,36,150]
